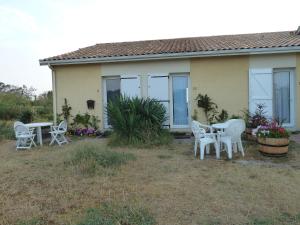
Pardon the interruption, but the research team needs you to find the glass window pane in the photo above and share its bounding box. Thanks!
[106,78,120,125]
[274,71,290,124]
[172,76,188,125]
[107,79,120,103]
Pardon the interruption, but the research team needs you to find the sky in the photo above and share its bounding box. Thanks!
[0,0,300,94]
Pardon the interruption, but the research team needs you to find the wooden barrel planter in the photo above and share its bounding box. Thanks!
[257,137,289,156]
[245,128,257,141]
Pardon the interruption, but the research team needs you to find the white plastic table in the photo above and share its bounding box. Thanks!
[212,122,229,131]
[25,122,53,146]
[212,122,230,152]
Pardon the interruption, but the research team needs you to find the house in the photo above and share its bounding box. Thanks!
[40,27,300,130]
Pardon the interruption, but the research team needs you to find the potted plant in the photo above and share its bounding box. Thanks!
[243,104,268,141]
[256,120,290,156]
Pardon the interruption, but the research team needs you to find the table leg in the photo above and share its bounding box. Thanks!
[37,127,43,146]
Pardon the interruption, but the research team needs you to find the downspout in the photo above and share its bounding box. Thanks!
[48,64,57,125]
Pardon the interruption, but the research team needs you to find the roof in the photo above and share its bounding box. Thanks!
[40,29,300,65]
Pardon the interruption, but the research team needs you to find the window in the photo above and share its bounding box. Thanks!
[104,77,120,127]
[273,69,293,124]
[171,75,189,127]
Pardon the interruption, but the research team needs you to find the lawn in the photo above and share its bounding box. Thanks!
[0,138,300,225]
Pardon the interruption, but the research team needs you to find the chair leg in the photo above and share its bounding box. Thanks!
[194,140,198,157]
[31,136,37,148]
[200,142,205,160]
[238,140,245,157]
[214,142,220,159]
[233,143,238,153]
[50,133,56,146]
[206,144,210,154]
[63,135,68,143]
[226,140,232,159]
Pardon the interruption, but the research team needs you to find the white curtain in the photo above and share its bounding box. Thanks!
[274,71,290,124]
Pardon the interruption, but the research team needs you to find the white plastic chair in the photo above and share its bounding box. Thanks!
[14,121,35,134]
[218,119,245,159]
[14,124,37,150]
[191,121,220,160]
[49,121,68,146]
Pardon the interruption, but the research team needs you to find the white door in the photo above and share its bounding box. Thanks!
[148,75,170,127]
[121,75,141,98]
[249,69,273,119]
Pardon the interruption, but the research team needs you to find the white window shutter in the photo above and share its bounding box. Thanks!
[249,68,273,119]
[148,75,170,127]
[121,75,141,98]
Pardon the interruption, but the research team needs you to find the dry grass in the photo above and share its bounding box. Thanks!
[0,138,300,225]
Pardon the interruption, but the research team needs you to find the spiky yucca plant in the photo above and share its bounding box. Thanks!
[106,96,168,145]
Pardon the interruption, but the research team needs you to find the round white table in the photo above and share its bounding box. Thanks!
[25,122,53,146]
[212,122,229,152]
[212,122,229,130]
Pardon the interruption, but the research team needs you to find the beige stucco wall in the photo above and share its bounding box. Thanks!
[249,53,296,68]
[53,64,103,128]
[190,56,249,123]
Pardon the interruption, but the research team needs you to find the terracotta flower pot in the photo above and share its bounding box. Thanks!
[257,137,289,156]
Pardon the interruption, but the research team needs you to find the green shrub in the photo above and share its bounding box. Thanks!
[0,120,15,140]
[19,109,33,123]
[0,84,53,122]
[72,113,100,129]
[106,96,170,145]
[67,143,136,176]
[0,93,30,120]
[109,129,172,148]
[77,203,156,225]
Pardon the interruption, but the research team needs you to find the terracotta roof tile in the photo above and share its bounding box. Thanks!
[41,30,300,63]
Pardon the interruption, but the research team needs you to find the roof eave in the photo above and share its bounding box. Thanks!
[39,46,300,66]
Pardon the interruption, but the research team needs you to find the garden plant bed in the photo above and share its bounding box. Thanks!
[0,138,299,225]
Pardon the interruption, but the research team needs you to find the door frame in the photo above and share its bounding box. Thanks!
[169,73,191,129]
[272,68,295,128]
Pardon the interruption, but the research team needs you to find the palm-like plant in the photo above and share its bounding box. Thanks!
[106,96,167,144]
[195,94,218,124]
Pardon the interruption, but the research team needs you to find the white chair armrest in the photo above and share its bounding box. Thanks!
[201,124,213,133]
